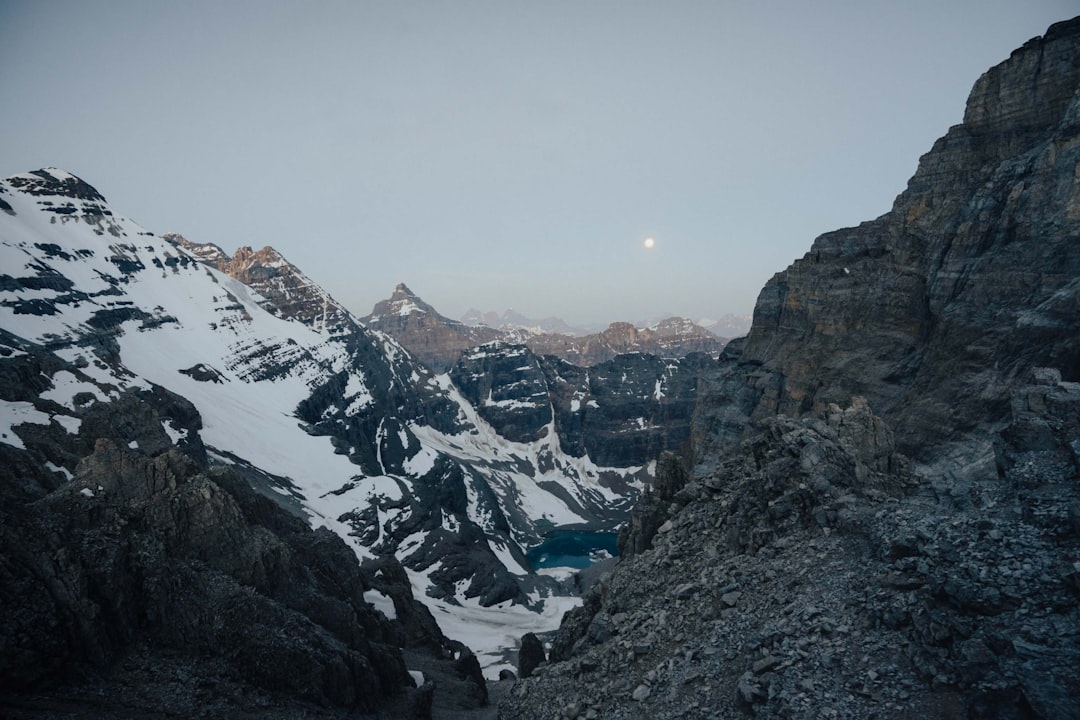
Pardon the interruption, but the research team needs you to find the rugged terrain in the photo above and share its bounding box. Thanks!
[0,161,722,714]
[0,343,480,718]
[500,16,1080,720]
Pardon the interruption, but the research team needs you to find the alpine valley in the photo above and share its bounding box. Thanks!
[3,15,1080,720]
[0,167,711,714]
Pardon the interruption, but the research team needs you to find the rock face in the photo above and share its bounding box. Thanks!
[501,17,1080,720]
[517,633,546,679]
[450,342,711,466]
[367,284,728,371]
[731,16,1080,463]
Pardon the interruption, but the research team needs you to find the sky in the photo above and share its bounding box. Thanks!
[1,1,1076,327]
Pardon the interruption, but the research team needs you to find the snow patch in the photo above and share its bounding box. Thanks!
[46,461,73,480]
[41,370,108,409]
[53,414,81,434]
[363,589,397,620]
[0,400,51,448]
[162,419,187,444]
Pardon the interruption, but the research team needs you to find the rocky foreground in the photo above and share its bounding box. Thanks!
[500,16,1080,720]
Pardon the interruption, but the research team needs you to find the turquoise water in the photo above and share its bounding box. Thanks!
[526,531,619,569]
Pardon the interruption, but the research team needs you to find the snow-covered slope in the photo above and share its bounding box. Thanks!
[0,168,652,673]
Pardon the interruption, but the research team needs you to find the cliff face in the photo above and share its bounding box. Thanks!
[450,341,710,466]
[735,17,1080,463]
[502,17,1080,720]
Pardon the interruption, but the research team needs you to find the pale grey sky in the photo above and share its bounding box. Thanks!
[2,1,1075,325]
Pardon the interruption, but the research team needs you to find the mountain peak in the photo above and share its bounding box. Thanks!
[369,283,437,320]
[161,234,352,332]
[6,168,106,203]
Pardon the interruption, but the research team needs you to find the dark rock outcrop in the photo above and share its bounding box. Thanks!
[518,633,546,679]
[0,437,415,715]
[451,341,711,465]
[451,342,553,443]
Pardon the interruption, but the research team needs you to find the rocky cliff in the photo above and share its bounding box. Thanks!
[164,233,356,333]
[450,341,711,466]
[501,17,1080,720]
[731,16,1080,465]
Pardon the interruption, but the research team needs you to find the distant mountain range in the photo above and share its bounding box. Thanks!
[364,283,733,372]
[460,307,752,340]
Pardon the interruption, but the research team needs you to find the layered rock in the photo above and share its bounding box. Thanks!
[731,16,1080,463]
[501,17,1080,720]
[450,341,712,466]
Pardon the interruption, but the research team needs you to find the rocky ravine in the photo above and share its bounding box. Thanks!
[500,17,1080,720]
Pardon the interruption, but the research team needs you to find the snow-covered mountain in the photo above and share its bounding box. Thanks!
[0,168,662,672]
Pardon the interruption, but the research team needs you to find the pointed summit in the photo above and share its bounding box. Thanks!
[369,283,436,319]
[363,285,502,371]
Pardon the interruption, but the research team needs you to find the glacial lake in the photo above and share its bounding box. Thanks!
[526,531,619,569]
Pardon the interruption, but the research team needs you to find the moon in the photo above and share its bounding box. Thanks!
[643,237,656,249]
